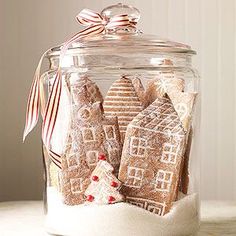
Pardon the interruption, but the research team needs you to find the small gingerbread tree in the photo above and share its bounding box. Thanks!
[84,155,124,205]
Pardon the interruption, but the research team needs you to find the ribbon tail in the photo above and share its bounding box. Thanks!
[41,70,62,168]
[62,24,105,52]
[42,70,62,147]
[23,53,46,142]
[39,70,48,118]
[49,149,62,168]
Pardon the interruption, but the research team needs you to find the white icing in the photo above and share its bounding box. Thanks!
[105,95,140,99]
[105,111,141,114]
[104,105,143,109]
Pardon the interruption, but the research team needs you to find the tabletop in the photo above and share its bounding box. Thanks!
[1,201,236,236]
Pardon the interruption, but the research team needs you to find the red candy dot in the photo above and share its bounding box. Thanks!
[110,181,118,187]
[98,154,106,161]
[108,196,116,203]
[86,195,94,202]
[92,175,99,181]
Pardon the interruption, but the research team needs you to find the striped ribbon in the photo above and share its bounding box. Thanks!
[23,9,136,168]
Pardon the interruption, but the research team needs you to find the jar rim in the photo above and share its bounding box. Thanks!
[46,33,196,57]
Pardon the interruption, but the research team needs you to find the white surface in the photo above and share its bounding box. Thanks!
[45,188,199,236]
[201,201,236,236]
[1,200,236,236]
[1,0,236,202]
[201,201,236,221]
[0,201,47,236]
[200,201,236,236]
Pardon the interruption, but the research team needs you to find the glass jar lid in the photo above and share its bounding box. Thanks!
[47,3,195,57]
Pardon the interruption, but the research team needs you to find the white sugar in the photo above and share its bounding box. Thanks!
[45,187,199,236]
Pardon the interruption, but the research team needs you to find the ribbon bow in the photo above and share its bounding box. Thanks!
[23,9,136,168]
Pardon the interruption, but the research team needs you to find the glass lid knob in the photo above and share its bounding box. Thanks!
[101,3,140,24]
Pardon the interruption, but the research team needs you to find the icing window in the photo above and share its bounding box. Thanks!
[70,178,83,194]
[160,143,180,164]
[86,151,98,165]
[147,203,166,216]
[82,128,96,142]
[155,170,173,192]
[103,125,116,140]
[125,166,144,188]
[108,148,120,164]
[129,137,147,157]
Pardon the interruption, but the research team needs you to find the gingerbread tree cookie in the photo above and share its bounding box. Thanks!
[104,76,144,143]
[85,159,124,205]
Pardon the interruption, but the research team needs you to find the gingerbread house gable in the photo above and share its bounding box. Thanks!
[118,95,186,216]
[104,76,144,143]
[72,102,122,170]
[70,74,103,105]
[131,96,186,137]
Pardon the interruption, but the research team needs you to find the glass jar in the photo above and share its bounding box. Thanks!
[38,4,200,236]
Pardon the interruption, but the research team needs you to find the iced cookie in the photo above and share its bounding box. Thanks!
[85,160,124,204]
[118,95,186,216]
[146,75,185,104]
[61,81,122,205]
[168,91,197,133]
[179,128,193,194]
[69,74,103,105]
[104,76,144,143]
[132,77,148,108]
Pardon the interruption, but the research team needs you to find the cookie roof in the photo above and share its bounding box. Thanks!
[130,95,185,137]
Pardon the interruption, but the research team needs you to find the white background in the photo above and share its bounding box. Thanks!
[0,0,235,201]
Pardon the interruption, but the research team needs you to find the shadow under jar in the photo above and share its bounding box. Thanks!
[40,3,200,236]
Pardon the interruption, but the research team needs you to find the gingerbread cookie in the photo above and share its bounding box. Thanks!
[69,74,103,105]
[61,136,91,205]
[146,75,184,103]
[168,91,197,133]
[118,95,186,216]
[145,59,184,104]
[61,78,122,205]
[85,160,124,205]
[132,77,148,108]
[145,77,197,133]
[179,128,193,194]
[104,76,144,143]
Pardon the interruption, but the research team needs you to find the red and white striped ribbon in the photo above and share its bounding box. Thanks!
[23,8,136,168]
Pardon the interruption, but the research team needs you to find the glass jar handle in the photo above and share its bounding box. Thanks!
[101,3,141,34]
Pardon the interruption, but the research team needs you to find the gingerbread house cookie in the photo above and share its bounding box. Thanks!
[104,76,144,143]
[118,95,186,216]
[146,75,184,104]
[61,78,122,205]
[145,59,184,104]
[85,160,124,205]
[179,128,193,194]
[168,91,197,133]
[132,77,148,107]
[69,74,103,104]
